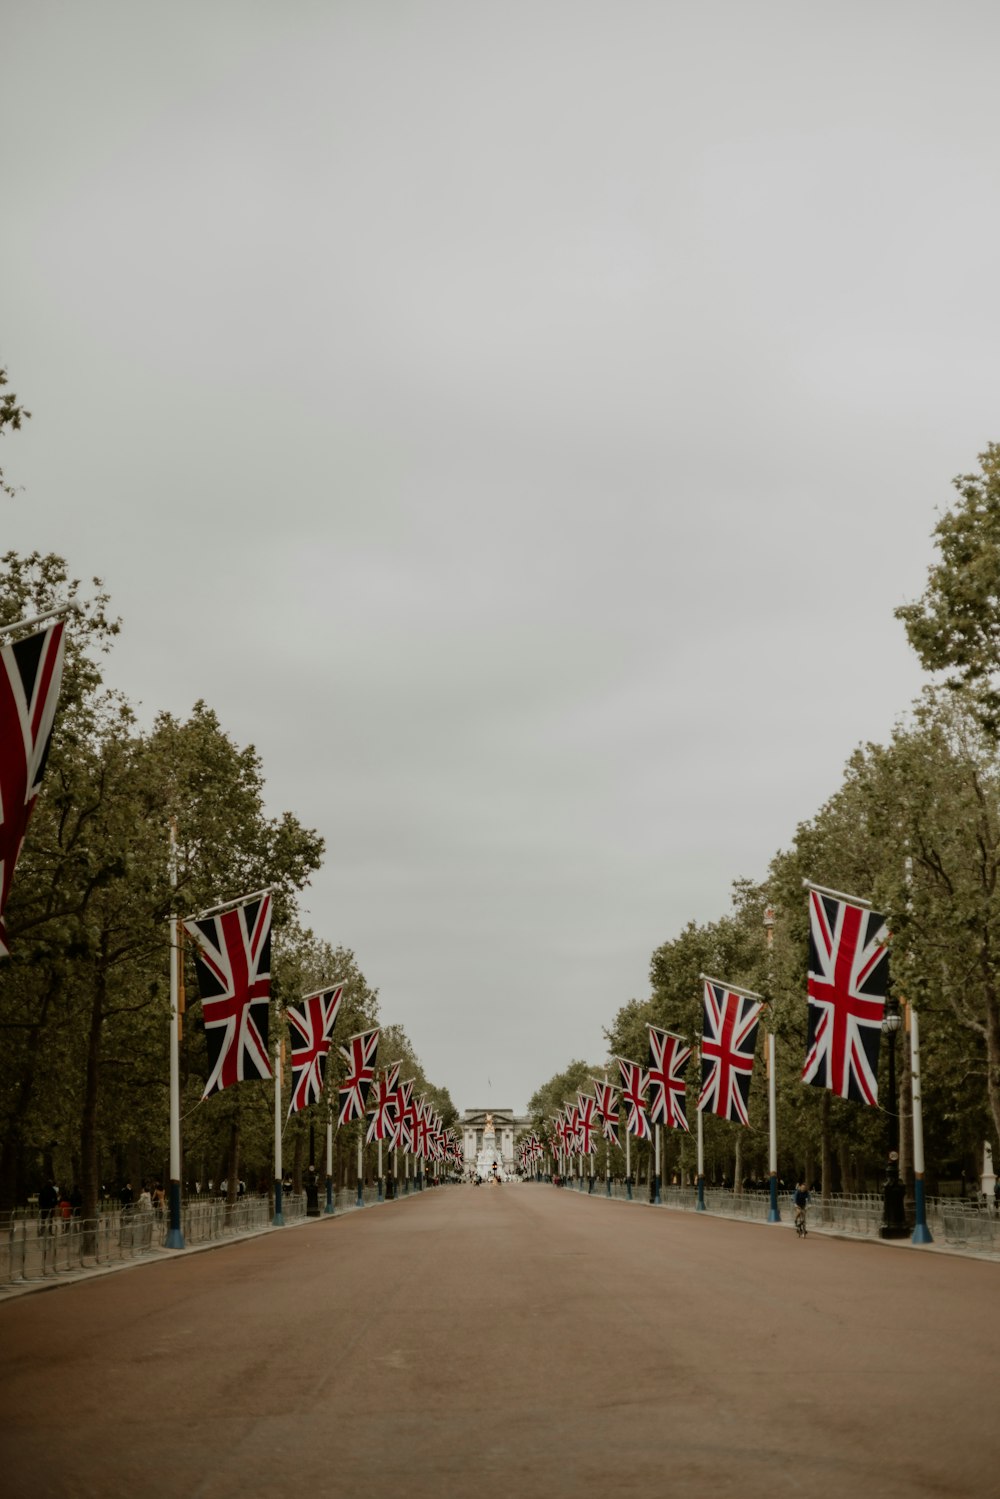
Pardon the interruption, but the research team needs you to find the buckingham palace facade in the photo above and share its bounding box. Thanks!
[459,1108,533,1171]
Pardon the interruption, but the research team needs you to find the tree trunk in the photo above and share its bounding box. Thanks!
[292,1130,303,1193]
[80,958,107,1230]
[985,988,1000,1155]
[733,1134,743,1194]
[0,978,58,1212]
[820,1091,833,1202]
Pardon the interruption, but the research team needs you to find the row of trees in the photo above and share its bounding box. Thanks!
[0,550,456,1217]
[528,444,1000,1197]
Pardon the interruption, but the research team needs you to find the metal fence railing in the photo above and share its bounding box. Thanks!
[0,1178,454,1288]
[544,1176,1000,1251]
[1,1212,158,1285]
[7,1176,996,1287]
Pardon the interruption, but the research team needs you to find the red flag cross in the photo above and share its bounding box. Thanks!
[286,984,345,1115]
[576,1094,596,1155]
[699,981,762,1126]
[338,1028,380,1125]
[647,1025,691,1133]
[617,1058,651,1141]
[184,895,273,1098]
[802,889,887,1106]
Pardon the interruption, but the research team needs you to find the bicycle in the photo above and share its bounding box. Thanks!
[794,1207,807,1238]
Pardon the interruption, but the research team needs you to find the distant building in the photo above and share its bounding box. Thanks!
[458,1107,532,1172]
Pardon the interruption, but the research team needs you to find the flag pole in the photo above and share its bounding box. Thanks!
[910,1006,933,1244]
[377,1138,384,1202]
[272,1037,284,1225]
[625,1129,632,1200]
[356,1132,364,1207]
[324,1103,335,1215]
[696,1074,706,1212]
[165,821,185,1248]
[0,599,81,636]
[761,909,781,1224]
[767,1031,780,1222]
[654,1124,662,1205]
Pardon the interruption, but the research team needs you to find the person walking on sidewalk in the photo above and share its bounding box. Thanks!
[793,1180,809,1236]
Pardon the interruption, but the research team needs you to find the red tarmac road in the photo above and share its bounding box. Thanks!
[2,1185,998,1499]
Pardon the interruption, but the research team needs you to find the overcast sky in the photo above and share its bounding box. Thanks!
[6,2,1000,1114]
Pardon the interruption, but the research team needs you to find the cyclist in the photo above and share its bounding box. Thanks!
[793,1180,809,1236]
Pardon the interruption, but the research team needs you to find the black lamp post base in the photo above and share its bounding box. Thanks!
[879,1179,909,1239]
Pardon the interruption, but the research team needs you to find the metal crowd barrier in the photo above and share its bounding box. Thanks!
[550,1177,1000,1251]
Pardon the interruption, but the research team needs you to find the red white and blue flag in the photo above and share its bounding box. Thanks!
[337,1027,380,1125]
[414,1096,431,1159]
[565,1102,581,1156]
[286,983,345,1115]
[647,1025,691,1132]
[396,1078,416,1152]
[0,618,67,959]
[366,1060,401,1144]
[591,1079,620,1143]
[616,1058,651,1141]
[576,1093,596,1156]
[184,894,273,1099]
[802,886,888,1106]
[698,978,762,1126]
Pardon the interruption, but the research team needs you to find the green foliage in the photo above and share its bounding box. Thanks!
[0,367,30,498]
[527,1059,602,1128]
[896,443,1000,730]
[0,549,457,1207]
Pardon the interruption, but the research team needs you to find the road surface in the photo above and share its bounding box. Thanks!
[2,1184,997,1497]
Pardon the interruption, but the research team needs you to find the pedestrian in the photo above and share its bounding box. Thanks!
[120,1181,134,1212]
[793,1180,810,1236]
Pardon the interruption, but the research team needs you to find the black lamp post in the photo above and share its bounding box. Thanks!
[879,991,909,1239]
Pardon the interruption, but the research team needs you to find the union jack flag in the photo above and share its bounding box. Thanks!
[698,979,762,1126]
[802,887,887,1106]
[616,1058,651,1141]
[647,1025,691,1133]
[183,894,273,1099]
[395,1079,416,1152]
[591,1079,620,1143]
[366,1061,401,1144]
[337,1027,380,1125]
[0,618,67,958]
[414,1096,431,1159]
[576,1093,596,1155]
[286,984,345,1115]
[564,1103,581,1156]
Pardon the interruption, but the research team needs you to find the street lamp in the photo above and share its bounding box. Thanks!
[879,990,909,1239]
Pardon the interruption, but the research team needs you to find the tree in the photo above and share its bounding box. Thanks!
[839,692,1000,1168]
[896,442,1000,730]
[0,367,30,498]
